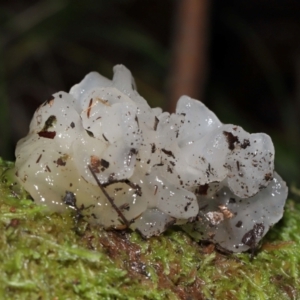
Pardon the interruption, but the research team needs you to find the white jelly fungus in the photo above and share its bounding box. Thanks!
[15,65,288,252]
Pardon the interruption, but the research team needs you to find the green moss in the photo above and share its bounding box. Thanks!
[0,157,300,299]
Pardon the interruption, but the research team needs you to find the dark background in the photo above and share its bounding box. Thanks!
[0,0,299,190]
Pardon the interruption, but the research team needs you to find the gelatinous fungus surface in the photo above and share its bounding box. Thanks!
[14,65,287,252]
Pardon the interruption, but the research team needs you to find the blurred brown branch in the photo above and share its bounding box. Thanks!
[167,0,210,112]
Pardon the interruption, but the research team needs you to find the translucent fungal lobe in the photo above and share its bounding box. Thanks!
[15,65,288,252]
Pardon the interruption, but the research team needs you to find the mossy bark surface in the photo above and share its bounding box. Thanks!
[0,157,299,299]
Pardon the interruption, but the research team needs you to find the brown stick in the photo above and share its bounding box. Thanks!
[88,165,130,227]
[167,0,210,112]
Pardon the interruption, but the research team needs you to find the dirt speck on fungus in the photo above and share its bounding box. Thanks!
[223,131,239,151]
